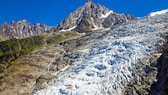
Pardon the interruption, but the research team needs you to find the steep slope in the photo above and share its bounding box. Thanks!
[0,20,51,41]
[0,31,80,95]
[55,1,135,32]
[0,1,168,95]
[33,11,168,95]
[149,35,168,95]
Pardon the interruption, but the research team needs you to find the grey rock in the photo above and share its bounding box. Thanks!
[54,1,136,32]
[0,1,136,40]
[103,13,136,28]
[0,20,51,40]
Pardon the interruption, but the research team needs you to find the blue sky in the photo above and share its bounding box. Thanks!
[0,0,168,26]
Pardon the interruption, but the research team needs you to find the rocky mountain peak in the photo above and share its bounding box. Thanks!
[0,1,136,41]
[55,1,136,32]
[0,20,51,41]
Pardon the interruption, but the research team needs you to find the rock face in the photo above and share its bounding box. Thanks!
[103,14,135,28]
[0,20,51,41]
[54,1,136,32]
[0,1,136,40]
[123,54,161,95]
[149,50,168,95]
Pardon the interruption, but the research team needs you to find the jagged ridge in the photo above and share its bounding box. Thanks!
[0,1,135,41]
[55,1,136,32]
[0,20,51,41]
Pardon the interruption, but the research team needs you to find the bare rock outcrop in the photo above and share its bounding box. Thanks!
[55,1,136,32]
[0,20,51,41]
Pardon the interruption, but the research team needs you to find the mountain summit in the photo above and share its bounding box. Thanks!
[0,1,135,40]
[55,1,136,32]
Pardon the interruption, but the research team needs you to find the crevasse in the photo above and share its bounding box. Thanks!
[33,17,167,95]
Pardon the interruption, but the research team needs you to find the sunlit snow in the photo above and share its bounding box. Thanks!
[100,11,113,18]
[149,9,168,17]
[60,26,77,32]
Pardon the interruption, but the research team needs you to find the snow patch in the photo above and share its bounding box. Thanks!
[149,9,168,17]
[60,26,77,32]
[100,11,113,18]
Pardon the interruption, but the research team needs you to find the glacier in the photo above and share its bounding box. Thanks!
[33,15,168,95]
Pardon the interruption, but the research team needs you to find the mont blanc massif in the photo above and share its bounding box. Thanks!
[0,1,168,95]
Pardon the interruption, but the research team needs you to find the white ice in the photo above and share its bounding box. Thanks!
[149,9,168,17]
[33,18,167,95]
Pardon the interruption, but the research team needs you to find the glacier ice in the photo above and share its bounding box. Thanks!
[33,16,168,95]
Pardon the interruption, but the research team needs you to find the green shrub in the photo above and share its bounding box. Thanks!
[0,35,44,57]
[46,31,78,45]
[0,35,45,71]
[47,34,64,45]
[0,31,79,74]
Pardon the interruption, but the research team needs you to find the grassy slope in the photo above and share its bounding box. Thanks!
[0,35,45,74]
[0,31,79,78]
